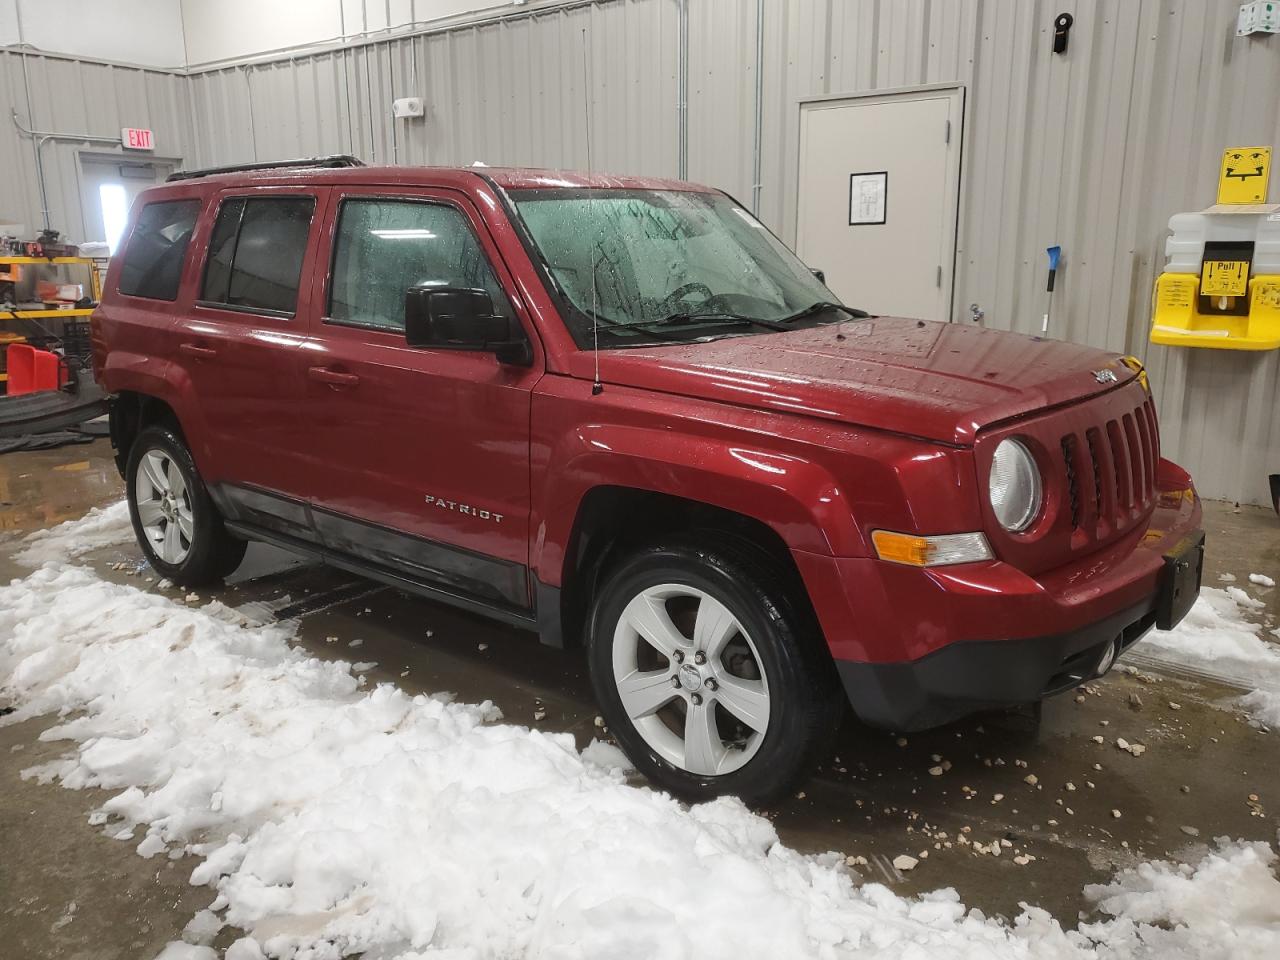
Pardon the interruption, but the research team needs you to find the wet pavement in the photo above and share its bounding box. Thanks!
[2,438,1278,957]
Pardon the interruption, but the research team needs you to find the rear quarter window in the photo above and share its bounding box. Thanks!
[118,199,201,301]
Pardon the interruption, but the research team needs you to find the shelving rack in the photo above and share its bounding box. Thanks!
[0,256,101,384]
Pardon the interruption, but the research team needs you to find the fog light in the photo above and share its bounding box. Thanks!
[871,530,993,567]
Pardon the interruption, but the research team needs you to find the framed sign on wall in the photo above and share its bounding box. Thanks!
[848,171,887,225]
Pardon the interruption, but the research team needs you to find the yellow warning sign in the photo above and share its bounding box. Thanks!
[1155,274,1196,312]
[1200,259,1249,297]
[1217,146,1271,204]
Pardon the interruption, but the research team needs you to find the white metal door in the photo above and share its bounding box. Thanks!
[796,88,962,322]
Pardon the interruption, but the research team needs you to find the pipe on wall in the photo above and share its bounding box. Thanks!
[11,110,124,233]
[14,5,47,231]
[677,0,688,179]
[18,63,47,230]
[750,0,764,213]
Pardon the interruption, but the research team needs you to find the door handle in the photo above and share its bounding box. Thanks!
[179,342,217,360]
[308,365,360,388]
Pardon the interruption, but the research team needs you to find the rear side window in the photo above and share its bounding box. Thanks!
[118,199,200,301]
[328,199,511,331]
[200,196,315,315]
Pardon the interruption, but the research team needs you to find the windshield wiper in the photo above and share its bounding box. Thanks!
[588,303,865,337]
[603,311,792,332]
[778,301,870,324]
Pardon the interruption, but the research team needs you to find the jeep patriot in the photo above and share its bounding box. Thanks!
[92,157,1204,802]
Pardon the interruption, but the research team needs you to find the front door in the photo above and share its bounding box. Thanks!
[796,87,962,321]
[298,188,540,613]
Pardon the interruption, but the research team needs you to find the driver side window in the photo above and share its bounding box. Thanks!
[328,199,511,331]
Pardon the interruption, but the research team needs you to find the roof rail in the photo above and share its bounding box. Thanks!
[167,155,366,182]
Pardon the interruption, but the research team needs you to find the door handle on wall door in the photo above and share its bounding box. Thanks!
[179,343,217,360]
[307,366,360,388]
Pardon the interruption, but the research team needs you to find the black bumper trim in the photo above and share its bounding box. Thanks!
[836,599,1157,731]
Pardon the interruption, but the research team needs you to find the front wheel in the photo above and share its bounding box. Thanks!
[126,425,246,586]
[587,538,840,804]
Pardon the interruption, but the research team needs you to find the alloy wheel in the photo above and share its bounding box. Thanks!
[611,583,771,776]
[134,448,194,565]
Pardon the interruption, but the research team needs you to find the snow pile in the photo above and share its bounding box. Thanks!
[0,566,1058,958]
[1241,690,1280,728]
[14,499,133,567]
[155,943,217,960]
[4,565,1280,960]
[1081,841,1280,959]
[1143,586,1280,726]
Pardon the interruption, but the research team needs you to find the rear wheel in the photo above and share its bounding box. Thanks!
[587,537,840,804]
[126,425,246,586]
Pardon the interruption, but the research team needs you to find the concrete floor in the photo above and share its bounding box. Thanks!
[2,438,1278,958]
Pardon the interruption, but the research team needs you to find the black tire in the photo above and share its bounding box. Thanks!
[587,535,842,805]
[125,424,247,586]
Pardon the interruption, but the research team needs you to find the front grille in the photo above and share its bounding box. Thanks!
[979,380,1160,574]
[1061,435,1080,528]
[1085,428,1105,517]
[1059,397,1158,532]
[1107,419,1129,510]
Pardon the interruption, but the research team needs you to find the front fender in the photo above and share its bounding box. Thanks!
[532,421,863,584]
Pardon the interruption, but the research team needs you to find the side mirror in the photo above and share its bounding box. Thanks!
[810,267,826,285]
[404,287,530,364]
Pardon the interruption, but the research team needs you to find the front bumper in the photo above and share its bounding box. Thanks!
[836,597,1157,730]
[794,465,1204,731]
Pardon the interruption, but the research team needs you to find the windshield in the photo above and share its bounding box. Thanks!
[510,188,841,348]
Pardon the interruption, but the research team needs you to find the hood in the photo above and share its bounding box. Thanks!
[572,318,1137,445]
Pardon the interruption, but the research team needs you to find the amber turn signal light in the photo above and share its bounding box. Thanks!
[1120,355,1149,393]
[871,530,994,567]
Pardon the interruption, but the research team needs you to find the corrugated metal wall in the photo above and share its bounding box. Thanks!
[0,51,194,238]
[5,1,1279,503]
[735,0,1280,506]
[186,0,679,175]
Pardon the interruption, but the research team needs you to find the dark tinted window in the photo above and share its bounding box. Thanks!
[118,199,200,301]
[199,197,314,314]
[329,199,510,330]
[201,198,243,304]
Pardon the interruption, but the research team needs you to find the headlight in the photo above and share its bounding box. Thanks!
[989,438,1042,532]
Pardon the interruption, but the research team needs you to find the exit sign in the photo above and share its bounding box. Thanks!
[122,127,155,151]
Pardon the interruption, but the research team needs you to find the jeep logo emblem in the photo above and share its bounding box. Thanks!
[1093,369,1118,384]
[678,663,704,692]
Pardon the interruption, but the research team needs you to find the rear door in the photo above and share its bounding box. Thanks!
[173,186,328,539]
[297,186,540,613]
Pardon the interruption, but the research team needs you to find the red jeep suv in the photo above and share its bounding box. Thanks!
[92,157,1204,803]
